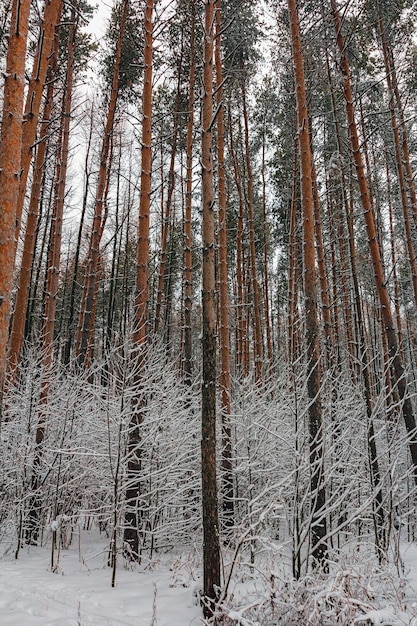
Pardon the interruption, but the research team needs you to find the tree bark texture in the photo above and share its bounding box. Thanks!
[124,0,154,561]
[215,0,233,530]
[201,0,221,613]
[182,0,196,384]
[8,21,61,376]
[134,0,153,348]
[0,0,31,403]
[331,0,417,484]
[15,0,63,249]
[288,140,301,367]
[288,0,328,567]
[377,7,417,311]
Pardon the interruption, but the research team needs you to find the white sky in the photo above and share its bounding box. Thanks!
[85,1,112,45]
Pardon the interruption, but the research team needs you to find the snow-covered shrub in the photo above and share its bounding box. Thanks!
[216,548,417,625]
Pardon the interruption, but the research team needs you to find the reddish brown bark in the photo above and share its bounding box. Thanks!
[311,157,334,363]
[376,2,417,228]
[124,0,153,561]
[215,0,233,530]
[288,0,328,566]
[331,0,417,483]
[134,0,153,348]
[15,0,63,248]
[0,0,31,401]
[8,22,61,375]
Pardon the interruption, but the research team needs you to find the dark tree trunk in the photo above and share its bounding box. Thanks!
[288,0,328,568]
[201,0,221,614]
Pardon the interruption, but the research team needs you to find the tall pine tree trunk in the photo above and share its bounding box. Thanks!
[311,154,334,364]
[8,21,60,376]
[242,81,263,385]
[63,100,95,365]
[331,0,417,483]
[0,0,31,407]
[229,108,247,378]
[377,8,417,310]
[215,0,233,531]
[14,0,63,249]
[27,7,76,543]
[260,123,273,374]
[75,0,129,368]
[124,0,153,561]
[154,46,183,338]
[182,0,195,384]
[288,0,328,567]
[288,141,301,368]
[201,0,221,613]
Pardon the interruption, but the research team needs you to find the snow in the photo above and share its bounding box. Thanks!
[352,607,410,625]
[2,531,417,625]
[0,531,203,625]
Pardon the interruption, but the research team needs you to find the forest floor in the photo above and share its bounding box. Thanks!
[1,528,417,625]
[0,527,202,625]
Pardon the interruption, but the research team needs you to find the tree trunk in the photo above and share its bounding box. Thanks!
[14,0,63,249]
[288,141,301,368]
[75,0,129,369]
[201,0,221,613]
[26,7,76,543]
[377,8,417,310]
[215,0,233,532]
[8,20,60,376]
[154,46,183,338]
[386,153,403,352]
[261,119,273,375]
[331,0,417,483]
[288,0,328,567]
[322,28,358,376]
[241,81,263,385]
[182,0,195,384]
[311,153,334,364]
[41,10,75,370]
[0,0,31,407]
[228,107,247,379]
[62,100,95,365]
[124,0,153,561]
[376,2,417,229]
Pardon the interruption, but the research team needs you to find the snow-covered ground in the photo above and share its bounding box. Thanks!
[2,529,417,625]
[0,530,203,625]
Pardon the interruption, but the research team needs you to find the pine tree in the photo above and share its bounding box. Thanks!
[331,0,417,484]
[75,0,129,368]
[288,0,328,567]
[201,0,221,613]
[0,0,31,407]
